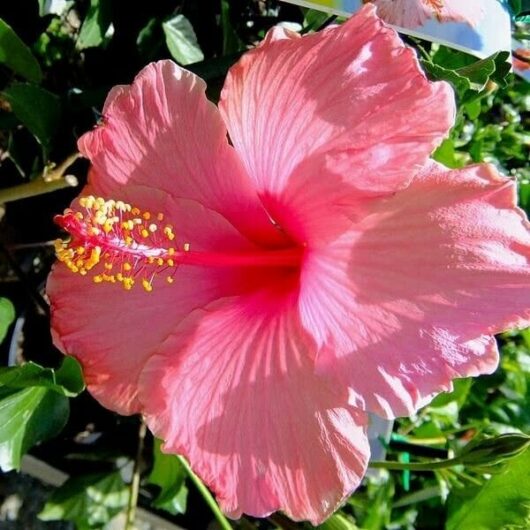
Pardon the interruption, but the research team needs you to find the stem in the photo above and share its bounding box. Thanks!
[0,153,80,204]
[369,457,462,472]
[177,455,233,530]
[125,419,147,530]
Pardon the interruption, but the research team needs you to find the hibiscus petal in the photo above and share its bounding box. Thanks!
[219,5,454,199]
[47,186,262,415]
[78,60,284,245]
[302,161,530,417]
[371,0,484,28]
[140,291,369,524]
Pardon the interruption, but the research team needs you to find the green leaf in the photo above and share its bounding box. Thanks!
[430,378,472,408]
[302,8,331,32]
[1,83,61,156]
[0,386,68,471]
[0,18,42,83]
[0,358,84,471]
[37,0,70,17]
[446,447,530,530]
[318,513,359,530]
[0,297,15,344]
[39,471,129,530]
[77,0,112,50]
[163,14,204,66]
[221,0,243,54]
[422,49,511,100]
[0,357,85,397]
[147,438,188,515]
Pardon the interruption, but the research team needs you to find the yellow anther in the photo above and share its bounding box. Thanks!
[116,273,124,282]
[104,262,113,270]
[149,223,157,233]
[157,213,164,221]
[167,259,174,267]
[132,207,140,215]
[142,279,153,292]
[103,220,114,233]
[76,247,85,255]
[76,259,84,268]
[125,236,133,246]
[123,277,134,290]
[166,276,174,284]
[90,227,101,236]
[147,256,155,264]
[123,262,132,272]
[168,247,175,256]
[141,229,149,238]
[143,212,151,220]
[183,243,190,252]
[75,212,84,220]
[93,275,103,283]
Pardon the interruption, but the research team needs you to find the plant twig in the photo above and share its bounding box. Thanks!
[176,455,233,530]
[369,457,462,472]
[0,152,80,204]
[125,419,147,530]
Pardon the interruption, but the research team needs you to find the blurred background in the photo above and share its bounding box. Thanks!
[0,1,529,529]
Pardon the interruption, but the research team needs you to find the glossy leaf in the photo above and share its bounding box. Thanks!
[0,18,42,83]
[0,297,15,344]
[447,448,530,530]
[39,471,129,529]
[77,0,112,50]
[37,0,69,17]
[0,386,68,471]
[162,14,204,66]
[423,50,511,99]
[1,82,61,156]
[147,438,188,515]
[0,357,85,397]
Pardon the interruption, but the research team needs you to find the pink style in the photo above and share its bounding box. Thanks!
[366,0,485,28]
[47,5,530,525]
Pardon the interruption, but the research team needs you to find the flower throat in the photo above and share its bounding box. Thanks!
[54,196,302,292]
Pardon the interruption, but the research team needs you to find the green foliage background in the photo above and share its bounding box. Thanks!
[0,1,529,529]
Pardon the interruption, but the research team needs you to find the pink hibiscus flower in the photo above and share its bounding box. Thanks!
[47,5,530,524]
[365,0,484,28]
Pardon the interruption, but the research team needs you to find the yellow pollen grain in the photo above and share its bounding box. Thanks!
[93,275,103,283]
[123,277,134,290]
[142,279,153,292]
[167,259,174,267]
